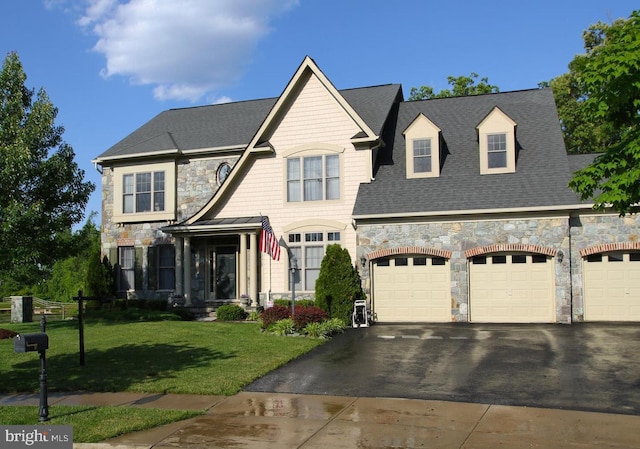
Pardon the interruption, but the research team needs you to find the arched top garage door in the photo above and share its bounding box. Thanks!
[372,255,451,323]
[469,253,555,323]
[583,251,640,321]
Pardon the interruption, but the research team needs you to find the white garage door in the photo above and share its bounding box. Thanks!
[373,255,450,322]
[583,252,640,321]
[469,254,555,323]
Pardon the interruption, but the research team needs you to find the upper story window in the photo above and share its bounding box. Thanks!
[113,161,175,223]
[123,171,165,213]
[403,113,441,178]
[287,154,340,202]
[477,107,517,175]
[487,133,507,169]
[413,139,432,173]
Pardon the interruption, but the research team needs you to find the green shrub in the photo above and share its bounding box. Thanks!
[320,318,348,335]
[86,252,115,298]
[303,321,327,339]
[302,317,347,339]
[171,308,194,321]
[270,318,296,336]
[246,310,262,321]
[216,304,248,321]
[85,308,181,322]
[260,305,291,329]
[274,299,315,308]
[314,244,364,324]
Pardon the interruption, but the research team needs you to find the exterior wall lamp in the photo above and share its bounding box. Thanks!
[557,250,564,263]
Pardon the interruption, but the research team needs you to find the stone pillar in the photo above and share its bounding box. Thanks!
[250,232,258,306]
[184,237,192,306]
[175,237,184,296]
[240,233,248,298]
[11,296,33,323]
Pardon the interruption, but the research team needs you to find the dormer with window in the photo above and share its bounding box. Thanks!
[476,106,517,175]
[404,113,441,178]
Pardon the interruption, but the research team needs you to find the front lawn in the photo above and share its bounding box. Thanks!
[0,318,326,442]
[0,319,324,395]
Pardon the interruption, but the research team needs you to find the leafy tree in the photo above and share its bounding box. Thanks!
[31,215,103,301]
[0,52,94,285]
[409,73,499,101]
[315,244,364,325]
[568,10,640,215]
[547,20,624,154]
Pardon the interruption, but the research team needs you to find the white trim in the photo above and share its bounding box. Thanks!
[353,204,592,221]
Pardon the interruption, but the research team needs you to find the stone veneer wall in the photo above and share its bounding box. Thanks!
[568,213,640,321]
[357,216,572,323]
[101,156,238,298]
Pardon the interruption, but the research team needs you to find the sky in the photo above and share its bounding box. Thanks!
[1,0,635,228]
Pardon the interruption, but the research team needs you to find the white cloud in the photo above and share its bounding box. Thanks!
[75,0,299,101]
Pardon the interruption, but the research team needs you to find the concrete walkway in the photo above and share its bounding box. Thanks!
[2,391,639,448]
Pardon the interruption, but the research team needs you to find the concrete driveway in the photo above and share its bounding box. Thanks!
[245,323,640,415]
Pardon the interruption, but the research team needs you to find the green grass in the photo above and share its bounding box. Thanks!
[0,319,324,395]
[0,405,201,443]
[0,318,326,442]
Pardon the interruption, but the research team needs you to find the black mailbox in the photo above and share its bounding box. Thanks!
[14,333,49,353]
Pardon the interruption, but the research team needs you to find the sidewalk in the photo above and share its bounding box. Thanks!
[2,391,639,448]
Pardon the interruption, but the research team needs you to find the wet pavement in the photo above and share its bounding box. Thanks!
[246,323,640,415]
[3,391,640,448]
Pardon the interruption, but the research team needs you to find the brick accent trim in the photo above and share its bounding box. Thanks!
[464,243,556,258]
[366,246,452,261]
[579,241,640,257]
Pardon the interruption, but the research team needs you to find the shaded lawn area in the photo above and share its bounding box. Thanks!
[0,320,325,395]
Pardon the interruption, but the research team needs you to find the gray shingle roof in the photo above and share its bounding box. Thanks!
[96,84,402,160]
[353,88,582,216]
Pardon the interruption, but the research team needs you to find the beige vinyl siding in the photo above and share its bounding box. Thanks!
[213,73,370,292]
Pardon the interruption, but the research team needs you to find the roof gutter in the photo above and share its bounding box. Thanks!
[352,203,596,221]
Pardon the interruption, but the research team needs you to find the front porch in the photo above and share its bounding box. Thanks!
[164,216,262,307]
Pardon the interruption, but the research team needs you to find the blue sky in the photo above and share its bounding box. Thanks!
[1,1,635,227]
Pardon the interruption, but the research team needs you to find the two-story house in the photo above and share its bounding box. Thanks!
[93,56,640,323]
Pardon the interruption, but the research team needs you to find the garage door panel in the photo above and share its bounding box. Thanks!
[470,254,554,323]
[373,256,450,322]
[584,253,640,321]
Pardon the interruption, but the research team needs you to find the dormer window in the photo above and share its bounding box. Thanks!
[477,107,517,174]
[404,114,441,178]
[413,139,432,173]
[487,133,507,169]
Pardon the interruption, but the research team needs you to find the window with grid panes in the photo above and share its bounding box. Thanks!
[287,231,341,290]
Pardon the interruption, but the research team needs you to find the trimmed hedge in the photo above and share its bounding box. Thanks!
[216,304,248,321]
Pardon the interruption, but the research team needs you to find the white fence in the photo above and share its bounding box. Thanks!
[0,296,75,322]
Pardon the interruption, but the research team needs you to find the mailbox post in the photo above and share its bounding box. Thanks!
[14,316,49,422]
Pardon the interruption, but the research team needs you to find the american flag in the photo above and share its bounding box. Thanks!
[260,216,280,261]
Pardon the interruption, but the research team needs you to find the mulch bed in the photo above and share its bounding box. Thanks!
[0,329,18,340]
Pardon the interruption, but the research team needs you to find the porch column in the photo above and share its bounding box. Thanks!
[250,232,258,306]
[240,233,248,298]
[184,236,192,306]
[175,237,184,296]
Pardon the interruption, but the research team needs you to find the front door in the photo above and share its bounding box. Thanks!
[209,246,237,300]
